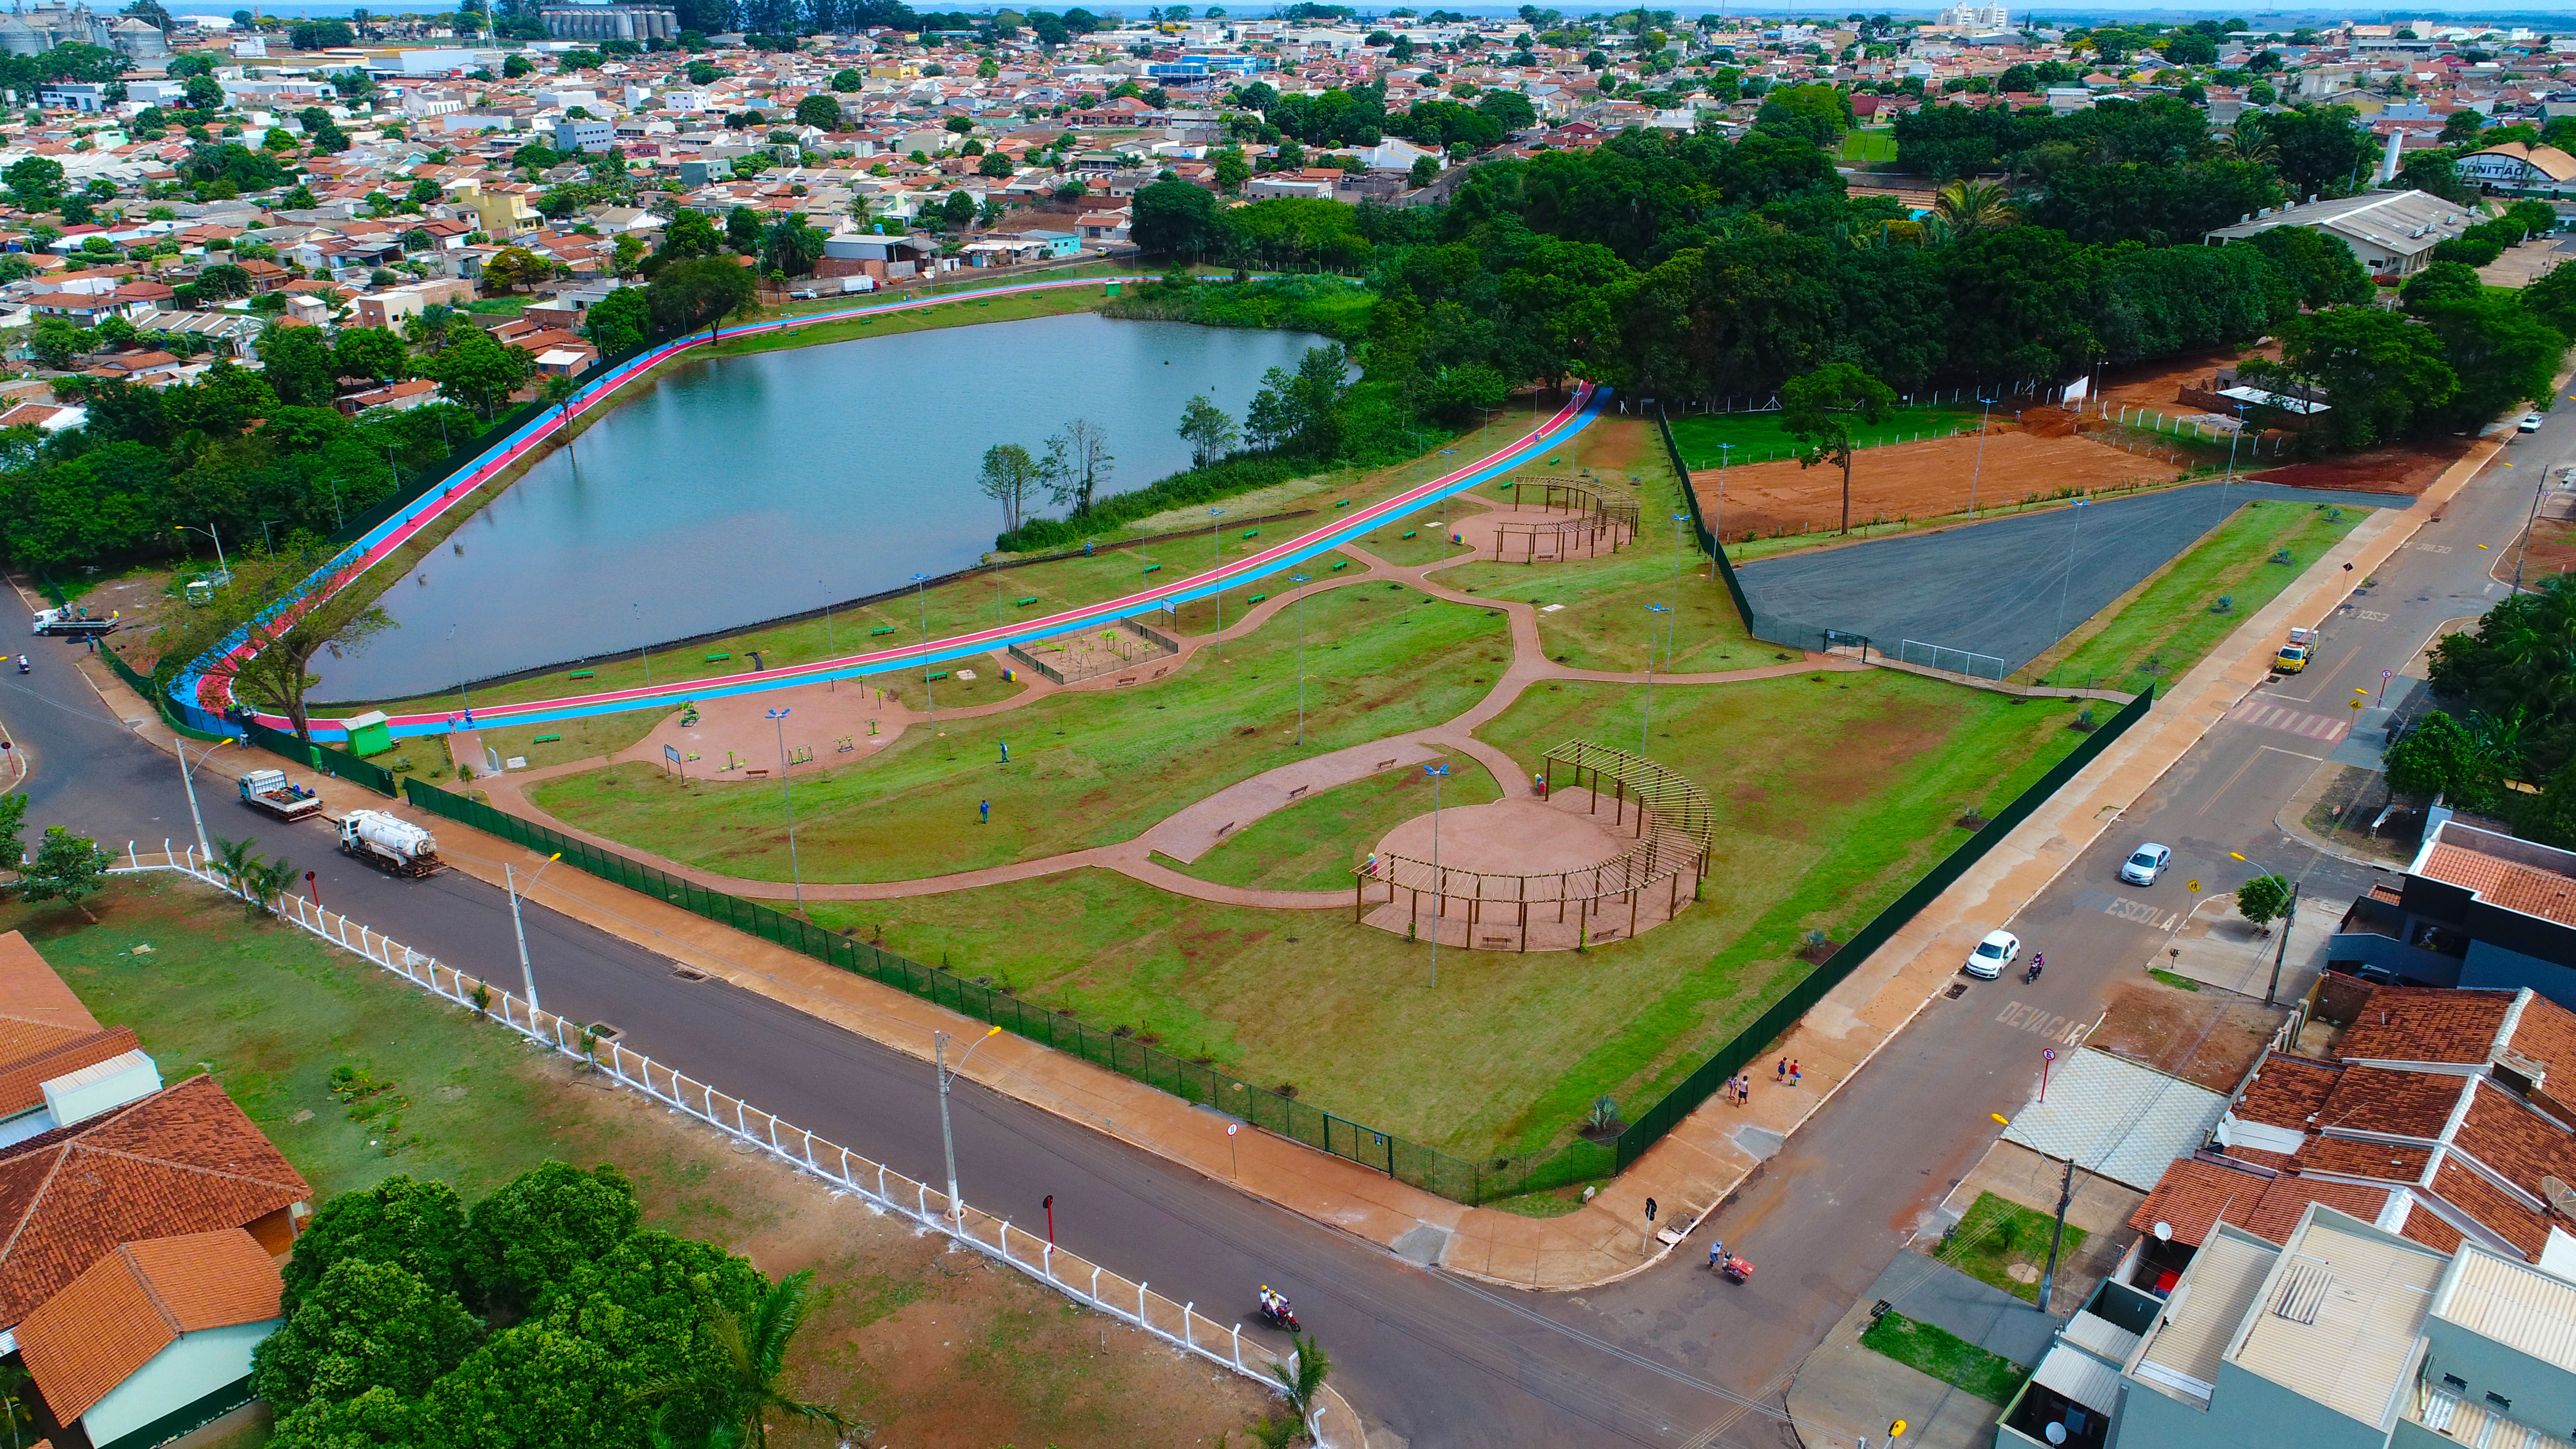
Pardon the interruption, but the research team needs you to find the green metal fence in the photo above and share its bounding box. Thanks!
[93,642,235,744]
[1655,404,1755,634]
[1610,683,2155,1169]
[247,718,398,796]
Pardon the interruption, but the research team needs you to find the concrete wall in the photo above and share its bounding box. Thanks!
[2423,1313,2576,1433]
[82,1321,278,1447]
[2461,939,2576,1008]
[2328,931,2464,985]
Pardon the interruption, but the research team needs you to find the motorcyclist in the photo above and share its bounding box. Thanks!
[14,656,25,673]
[2026,952,2044,983]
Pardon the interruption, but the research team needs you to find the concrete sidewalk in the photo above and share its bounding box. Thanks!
[47,431,2496,1292]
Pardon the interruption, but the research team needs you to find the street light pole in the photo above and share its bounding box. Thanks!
[1667,512,1689,668]
[1424,762,1449,990]
[2515,467,2550,591]
[1643,604,1669,751]
[1289,572,1310,745]
[934,1024,1003,1225]
[174,523,228,580]
[769,707,803,915]
[1208,507,1227,662]
[2049,500,2089,668]
[633,602,650,685]
[1967,395,1994,516]
[2229,850,2299,1005]
[1715,442,1733,546]
[821,578,836,690]
[505,852,563,1014]
[911,573,935,728]
[175,738,230,862]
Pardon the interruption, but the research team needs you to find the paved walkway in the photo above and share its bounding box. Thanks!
[65,431,2498,1291]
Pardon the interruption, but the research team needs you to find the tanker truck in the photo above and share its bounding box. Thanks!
[338,810,443,877]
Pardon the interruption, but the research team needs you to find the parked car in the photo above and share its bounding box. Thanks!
[1964,929,2020,980]
[2522,413,2546,433]
[2120,843,2172,886]
[2275,628,2316,675]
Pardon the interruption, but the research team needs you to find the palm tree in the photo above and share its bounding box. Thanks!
[2216,114,2280,169]
[637,1270,851,1449]
[210,833,258,892]
[1269,1332,1333,1432]
[1930,179,2017,242]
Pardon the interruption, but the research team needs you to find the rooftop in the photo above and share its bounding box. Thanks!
[2228,1208,2446,1430]
[2131,1224,2279,1407]
[15,1228,282,1423]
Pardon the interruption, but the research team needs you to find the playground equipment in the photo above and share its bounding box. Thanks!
[1489,478,1641,564]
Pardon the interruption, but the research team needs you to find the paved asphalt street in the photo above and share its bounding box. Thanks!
[6,421,2542,1448]
[1738,481,2406,673]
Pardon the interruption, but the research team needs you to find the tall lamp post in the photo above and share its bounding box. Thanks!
[1967,395,1995,516]
[173,523,228,581]
[1208,507,1227,661]
[1666,512,1690,668]
[1715,442,1734,546]
[174,737,232,863]
[820,578,837,690]
[506,851,564,1014]
[911,573,935,729]
[934,1024,1004,1225]
[1642,604,1669,751]
[2048,499,2090,672]
[632,602,651,685]
[769,707,805,915]
[1289,572,1310,745]
[1423,762,1449,990]
[2221,399,2252,519]
[2229,850,2299,1006]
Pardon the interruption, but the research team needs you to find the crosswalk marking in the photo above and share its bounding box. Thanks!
[2226,700,2350,741]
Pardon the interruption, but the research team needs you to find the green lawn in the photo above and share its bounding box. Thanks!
[531,584,1513,884]
[1860,1313,2031,1405]
[1667,402,1989,470]
[2024,499,2371,692]
[1838,127,1900,165]
[802,670,2085,1157]
[1942,1191,2090,1305]
[1172,743,1502,892]
[4,877,1270,1449]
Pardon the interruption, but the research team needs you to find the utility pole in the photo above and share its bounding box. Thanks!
[1290,572,1310,745]
[2037,1152,2075,1314]
[1967,395,1994,516]
[175,739,229,863]
[2266,880,2299,1006]
[934,1025,1003,1225]
[2515,467,2550,591]
[506,853,562,1014]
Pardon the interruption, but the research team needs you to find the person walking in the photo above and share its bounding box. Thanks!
[1776,1058,1787,1084]
[1791,1060,1803,1087]
[1708,1238,1725,1269]
[979,799,990,824]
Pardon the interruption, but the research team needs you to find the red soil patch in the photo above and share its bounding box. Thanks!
[2246,435,2467,497]
[1689,422,2182,540]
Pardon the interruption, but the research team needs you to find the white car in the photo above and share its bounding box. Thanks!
[2523,413,2547,434]
[2120,843,2172,887]
[1965,929,2020,980]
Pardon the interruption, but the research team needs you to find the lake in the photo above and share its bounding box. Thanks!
[312,312,1327,701]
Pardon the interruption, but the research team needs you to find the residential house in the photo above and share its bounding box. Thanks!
[16,1230,285,1449]
[2330,813,2576,1001]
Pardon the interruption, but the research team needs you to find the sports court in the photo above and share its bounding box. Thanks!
[1735,482,2405,674]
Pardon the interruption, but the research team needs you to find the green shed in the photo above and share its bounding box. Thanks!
[343,710,396,758]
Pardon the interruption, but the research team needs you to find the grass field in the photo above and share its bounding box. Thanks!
[1943,1191,2090,1305]
[2021,498,2371,692]
[1837,127,1900,165]
[1667,402,1989,470]
[1860,1313,2030,1405]
[3,876,1267,1448]
[1172,743,1502,891]
[532,583,1512,884]
[804,670,2084,1156]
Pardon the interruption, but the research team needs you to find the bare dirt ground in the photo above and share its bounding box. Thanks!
[1688,423,2182,539]
[2086,978,2287,1091]
[2509,516,2576,583]
[2247,435,2470,497]
[2093,343,2278,420]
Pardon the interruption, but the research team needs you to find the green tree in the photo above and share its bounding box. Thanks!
[635,1269,850,1449]
[587,284,650,355]
[181,72,224,111]
[0,794,26,878]
[645,255,757,339]
[976,441,1043,533]
[829,67,862,91]
[183,553,397,741]
[4,154,62,202]
[257,324,339,406]
[420,326,534,417]
[18,826,110,921]
[461,1160,642,1313]
[2237,872,2292,927]
[268,1386,421,1449]
[1040,417,1113,514]
[280,1175,469,1310]
[503,52,532,77]
[1779,361,1896,534]
[1177,394,1240,468]
[725,204,763,253]
[1268,1331,1332,1427]
[793,94,839,130]
[2385,710,2485,801]
[1408,154,1439,188]
[2241,306,2455,452]
[334,325,409,382]
[977,149,1014,178]
[1133,176,1223,257]
[941,189,976,229]
[483,245,555,294]
[251,1259,483,1411]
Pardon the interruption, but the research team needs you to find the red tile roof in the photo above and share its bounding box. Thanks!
[2296,1135,2437,1184]
[16,1229,282,1423]
[0,1026,140,1120]
[2231,1055,2343,1129]
[2337,985,2513,1065]
[2315,1065,2470,1141]
[2131,1157,2392,1248]
[2421,842,2576,928]
[2402,1205,2467,1255]
[0,1075,307,1328]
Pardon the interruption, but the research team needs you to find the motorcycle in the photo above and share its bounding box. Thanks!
[2024,952,2044,985]
[1259,1298,1301,1332]
[1720,1254,1754,1284]
[14,656,25,674]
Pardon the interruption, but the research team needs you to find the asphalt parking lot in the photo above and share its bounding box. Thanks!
[1736,481,2407,673]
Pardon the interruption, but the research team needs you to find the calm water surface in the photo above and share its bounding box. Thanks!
[314,313,1325,700]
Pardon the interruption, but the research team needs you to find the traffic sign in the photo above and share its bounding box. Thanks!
[2187,879,2200,894]
[1226,1122,1239,1137]
[2043,1047,2058,1062]
[1645,1197,1658,1222]
[2383,670,2395,680]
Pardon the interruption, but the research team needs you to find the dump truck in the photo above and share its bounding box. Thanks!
[2274,625,2317,676]
[338,809,442,877]
[238,768,322,822]
[31,606,116,639]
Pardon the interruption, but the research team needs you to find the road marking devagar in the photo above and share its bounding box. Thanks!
[1995,1002,2092,1046]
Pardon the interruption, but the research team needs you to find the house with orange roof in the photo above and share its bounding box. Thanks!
[2332,813,2576,1001]
[15,1230,284,1449]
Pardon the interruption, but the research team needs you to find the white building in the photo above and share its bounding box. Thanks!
[2202,189,2483,277]
[1935,0,2009,33]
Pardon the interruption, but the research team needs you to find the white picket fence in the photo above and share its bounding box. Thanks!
[109,845,1347,1446]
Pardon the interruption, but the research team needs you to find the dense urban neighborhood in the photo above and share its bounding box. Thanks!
[26,3,2576,1449]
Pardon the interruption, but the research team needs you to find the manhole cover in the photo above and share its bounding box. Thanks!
[1946,983,1970,999]
[588,1022,623,1040]
[672,967,708,982]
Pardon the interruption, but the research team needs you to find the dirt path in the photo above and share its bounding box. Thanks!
[468,540,1852,910]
